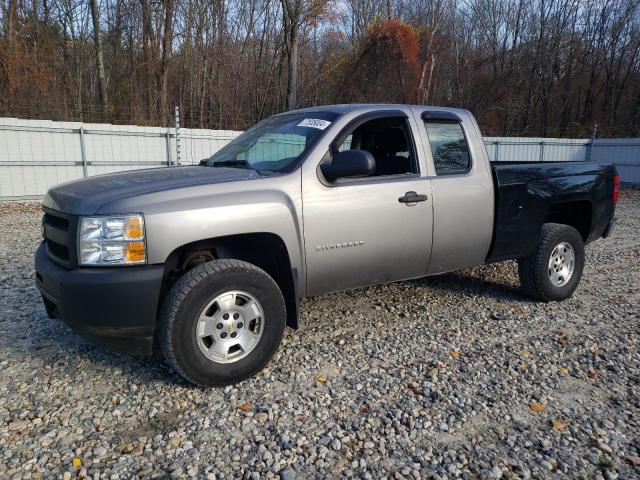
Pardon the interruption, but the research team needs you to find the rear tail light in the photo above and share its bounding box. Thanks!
[613,174,620,205]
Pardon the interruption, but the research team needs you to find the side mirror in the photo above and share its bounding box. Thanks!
[320,150,376,181]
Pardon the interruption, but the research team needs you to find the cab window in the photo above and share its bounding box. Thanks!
[335,116,418,177]
[424,120,471,175]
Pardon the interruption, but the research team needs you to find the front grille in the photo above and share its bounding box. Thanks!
[43,208,78,268]
[44,213,68,230]
[46,238,69,261]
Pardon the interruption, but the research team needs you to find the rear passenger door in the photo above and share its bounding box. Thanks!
[412,109,494,274]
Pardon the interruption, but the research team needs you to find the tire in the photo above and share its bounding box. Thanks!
[159,259,286,386]
[518,223,585,302]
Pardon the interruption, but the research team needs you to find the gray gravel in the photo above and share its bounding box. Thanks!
[1,191,639,479]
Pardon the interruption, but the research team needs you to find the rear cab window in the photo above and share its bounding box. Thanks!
[423,119,472,175]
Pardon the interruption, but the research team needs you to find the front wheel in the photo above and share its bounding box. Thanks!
[159,259,286,386]
[518,223,585,302]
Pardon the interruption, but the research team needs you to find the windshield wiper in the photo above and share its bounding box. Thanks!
[201,158,276,176]
[209,159,251,169]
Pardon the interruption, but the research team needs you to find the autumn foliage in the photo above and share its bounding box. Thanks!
[0,22,68,115]
[338,20,421,104]
[1,0,640,137]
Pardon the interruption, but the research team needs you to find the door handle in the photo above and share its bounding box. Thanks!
[398,191,428,204]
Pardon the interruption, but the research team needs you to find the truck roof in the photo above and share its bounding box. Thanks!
[278,103,469,117]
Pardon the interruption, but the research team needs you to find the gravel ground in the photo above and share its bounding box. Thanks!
[1,191,639,480]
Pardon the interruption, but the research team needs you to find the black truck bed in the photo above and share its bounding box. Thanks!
[486,161,617,262]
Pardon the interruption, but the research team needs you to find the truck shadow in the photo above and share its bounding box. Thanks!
[12,265,529,387]
[11,309,189,387]
[407,268,529,302]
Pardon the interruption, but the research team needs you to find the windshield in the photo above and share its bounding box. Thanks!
[203,111,339,173]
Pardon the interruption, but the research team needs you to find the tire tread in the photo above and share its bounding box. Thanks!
[518,223,583,302]
[159,259,279,386]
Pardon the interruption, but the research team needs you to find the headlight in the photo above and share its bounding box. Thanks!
[78,214,146,265]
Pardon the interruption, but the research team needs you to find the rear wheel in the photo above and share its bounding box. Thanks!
[518,223,585,302]
[160,259,286,386]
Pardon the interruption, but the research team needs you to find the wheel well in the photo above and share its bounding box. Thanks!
[544,201,592,240]
[160,233,299,329]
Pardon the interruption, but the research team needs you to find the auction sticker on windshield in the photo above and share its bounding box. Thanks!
[297,118,332,130]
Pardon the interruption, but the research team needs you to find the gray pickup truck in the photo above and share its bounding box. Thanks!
[35,104,618,386]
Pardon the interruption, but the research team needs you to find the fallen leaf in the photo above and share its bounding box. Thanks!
[587,368,598,379]
[72,457,82,468]
[552,420,568,431]
[7,420,28,433]
[558,367,569,375]
[519,363,528,370]
[625,455,640,466]
[450,351,460,359]
[408,382,421,394]
[557,336,569,345]
[520,350,531,358]
[315,374,328,383]
[529,402,545,413]
[239,403,252,412]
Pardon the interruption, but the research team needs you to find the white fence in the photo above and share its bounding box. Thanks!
[0,118,241,199]
[0,117,638,200]
[485,136,640,183]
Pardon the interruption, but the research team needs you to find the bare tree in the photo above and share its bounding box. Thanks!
[1,0,639,137]
[280,0,302,110]
[6,0,18,38]
[89,0,108,118]
[158,0,174,124]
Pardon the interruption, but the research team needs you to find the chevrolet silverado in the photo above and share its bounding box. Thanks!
[35,105,618,386]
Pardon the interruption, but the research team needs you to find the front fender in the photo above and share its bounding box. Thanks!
[97,173,306,295]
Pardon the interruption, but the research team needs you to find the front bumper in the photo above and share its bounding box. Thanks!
[35,243,164,355]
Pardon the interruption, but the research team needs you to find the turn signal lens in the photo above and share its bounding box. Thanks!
[125,216,144,240]
[125,241,146,263]
[613,174,620,205]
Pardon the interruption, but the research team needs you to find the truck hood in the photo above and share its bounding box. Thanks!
[43,166,263,215]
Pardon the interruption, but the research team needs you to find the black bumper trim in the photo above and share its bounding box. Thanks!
[35,243,164,355]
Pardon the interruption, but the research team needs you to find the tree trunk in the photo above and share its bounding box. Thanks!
[424,54,436,103]
[158,0,175,125]
[90,0,109,120]
[140,0,154,122]
[285,30,298,110]
[7,0,17,38]
[281,0,301,111]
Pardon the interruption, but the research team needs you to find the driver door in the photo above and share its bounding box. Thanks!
[301,111,433,296]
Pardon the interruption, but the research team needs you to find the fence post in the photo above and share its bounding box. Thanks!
[174,105,181,165]
[494,141,500,161]
[79,126,88,178]
[165,130,172,166]
[586,123,598,162]
[539,141,545,162]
